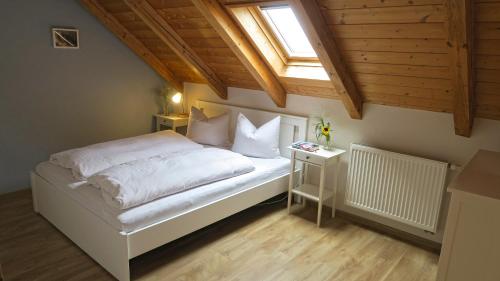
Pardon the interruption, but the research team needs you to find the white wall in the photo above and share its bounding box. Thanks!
[185,83,500,243]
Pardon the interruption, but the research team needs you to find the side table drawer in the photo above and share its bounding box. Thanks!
[295,151,324,166]
[173,119,189,127]
[160,118,174,127]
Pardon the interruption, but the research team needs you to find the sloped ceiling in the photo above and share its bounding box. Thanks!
[82,0,500,137]
[99,0,262,90]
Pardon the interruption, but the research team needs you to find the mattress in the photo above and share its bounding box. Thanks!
[35,156,290,233]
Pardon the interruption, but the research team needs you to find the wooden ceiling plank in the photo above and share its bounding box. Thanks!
[191,0,286,107]
[80,0,184,92]
[290,0,363,119]
[124,0,227,99]
[445,0,475,137]
[221,0,288,8]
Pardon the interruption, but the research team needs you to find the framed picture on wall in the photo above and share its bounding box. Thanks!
[52,28,79,49]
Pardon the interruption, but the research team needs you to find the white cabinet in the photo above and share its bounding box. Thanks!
[437,150,500,281]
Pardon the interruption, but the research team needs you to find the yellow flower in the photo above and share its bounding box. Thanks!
[322,126,330,137]
[314,117,333,144]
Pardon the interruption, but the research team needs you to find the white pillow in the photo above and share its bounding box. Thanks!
[231,113,281,158]
[186,107,230,147]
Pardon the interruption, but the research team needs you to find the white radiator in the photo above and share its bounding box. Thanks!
[345,144,448,233]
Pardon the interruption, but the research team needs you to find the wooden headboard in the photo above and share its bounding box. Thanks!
[196,101,308,159]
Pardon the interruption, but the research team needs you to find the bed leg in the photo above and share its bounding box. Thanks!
[102,254,130,281]
[30,172,39,213]
[114,260,130,281]
[100,251,130,281]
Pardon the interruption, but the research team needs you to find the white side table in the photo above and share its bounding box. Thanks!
[287,146,345,227]
[154,114,189,133]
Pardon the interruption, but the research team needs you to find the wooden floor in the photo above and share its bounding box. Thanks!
[0,190,438,281]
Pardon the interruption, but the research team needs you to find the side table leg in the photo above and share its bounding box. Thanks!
[302,163,309,207]
[287,151,296,214]
[156,119,161,132]
[317,165,326,227]
[332,157,341,218]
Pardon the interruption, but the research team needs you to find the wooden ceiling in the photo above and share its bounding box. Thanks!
[81,0,500,137]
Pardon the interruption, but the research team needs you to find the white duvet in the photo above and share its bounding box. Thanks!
[88,148,255,209]
[50,130,203,180]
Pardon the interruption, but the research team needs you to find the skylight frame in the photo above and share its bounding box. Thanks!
[258,5,319,63]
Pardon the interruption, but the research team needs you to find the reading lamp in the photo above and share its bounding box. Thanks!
[166,92,187,116]
[171,92,182,104]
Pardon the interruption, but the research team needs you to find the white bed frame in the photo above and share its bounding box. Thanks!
[31,101,308,281]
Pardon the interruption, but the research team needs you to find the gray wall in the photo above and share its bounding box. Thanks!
[0,0,166,194]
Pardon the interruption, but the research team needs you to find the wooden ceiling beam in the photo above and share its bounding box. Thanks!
[191,0,286,107]
[445,0,475,137]
[289,0,363,119]
[123,0,227,99]
[80,0,184,92]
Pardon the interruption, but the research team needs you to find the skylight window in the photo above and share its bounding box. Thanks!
[261,6,317,59]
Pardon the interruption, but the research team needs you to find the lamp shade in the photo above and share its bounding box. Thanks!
[171,92,182,104]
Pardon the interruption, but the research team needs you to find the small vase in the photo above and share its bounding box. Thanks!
[320,138,334,151]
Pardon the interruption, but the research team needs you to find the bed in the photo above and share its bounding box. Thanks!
[30,101,308,281]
